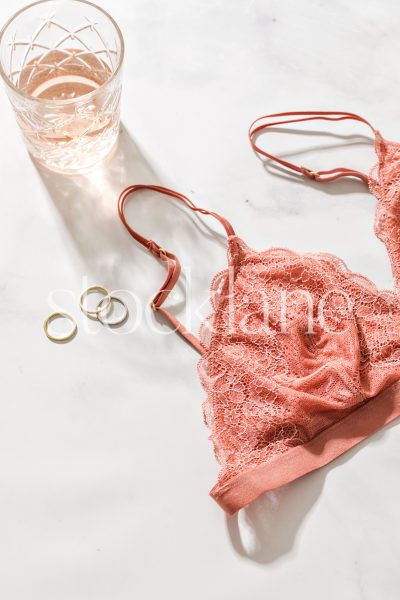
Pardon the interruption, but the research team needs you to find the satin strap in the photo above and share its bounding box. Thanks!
[118,185,235,354]
[249,111,377,183]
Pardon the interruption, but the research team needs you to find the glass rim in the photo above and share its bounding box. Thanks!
[0,0,124,105]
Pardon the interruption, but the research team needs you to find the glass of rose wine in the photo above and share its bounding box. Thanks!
[0,0,124,173]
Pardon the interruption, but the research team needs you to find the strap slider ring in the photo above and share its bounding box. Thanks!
[147,241,167,258]
[302,166,319,180]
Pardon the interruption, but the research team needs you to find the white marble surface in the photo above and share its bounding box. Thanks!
[1,0,400,598]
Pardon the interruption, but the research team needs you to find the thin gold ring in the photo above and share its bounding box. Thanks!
[96,295,129,327]
[44,312,77,342]
[79,285,111,317]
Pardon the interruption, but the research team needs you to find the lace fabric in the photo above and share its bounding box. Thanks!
[370,132,400,292]
[198,235,400,492]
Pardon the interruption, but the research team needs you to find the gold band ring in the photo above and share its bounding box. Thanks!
[44,312,77,342]
[79,285,111,318]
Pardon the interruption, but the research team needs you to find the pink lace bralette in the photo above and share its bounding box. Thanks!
[118,111,400,515]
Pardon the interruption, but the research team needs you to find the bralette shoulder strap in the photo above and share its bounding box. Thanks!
[249,111,378,183]
[118,185,235,354]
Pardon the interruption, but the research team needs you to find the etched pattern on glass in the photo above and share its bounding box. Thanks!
[0,2,123,172]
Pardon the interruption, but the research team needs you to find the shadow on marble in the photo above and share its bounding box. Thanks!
[253,127,374,196]
[32,125,163,286]
[226,418,398,564]
[34,125,227,295]
[226,467,325,564]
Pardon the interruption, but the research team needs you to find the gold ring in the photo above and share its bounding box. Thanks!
[44,312,77,342]
[96,295,129,327]
[79,285,111,318]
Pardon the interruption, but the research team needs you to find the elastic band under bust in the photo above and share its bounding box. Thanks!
[249,111,378,183]
[118,185,235,354]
